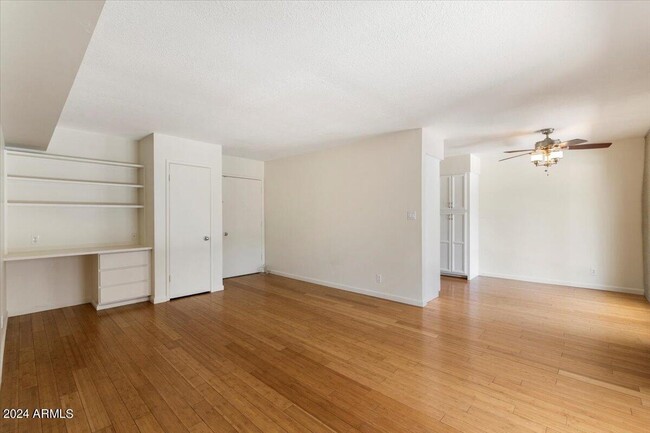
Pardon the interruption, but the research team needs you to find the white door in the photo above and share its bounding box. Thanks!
[451,174,466,210]
[223,176,263,278]
[169,163,212,298]
[451,213,467,274]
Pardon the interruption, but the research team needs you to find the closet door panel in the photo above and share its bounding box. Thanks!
[451,213,466,274]
[452,174,466,210]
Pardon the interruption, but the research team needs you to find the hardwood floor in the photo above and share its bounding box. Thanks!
[1,274,649,433]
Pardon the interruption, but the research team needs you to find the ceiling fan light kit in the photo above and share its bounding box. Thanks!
[499,128,611,174]
[531,149,563,167]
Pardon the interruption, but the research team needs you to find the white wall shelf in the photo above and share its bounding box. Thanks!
[5,149,144,168]
[3,245,151,262]
[7,201,144,208]
[7,175,144,188]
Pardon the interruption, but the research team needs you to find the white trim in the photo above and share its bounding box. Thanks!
[422,291,440,305]
[8,298,90,317]
[4,245,151,262]
[152,295,169,304]
[92,296,149,311]
[7,201,143,208]
[222,174,263,181]
[268,269,427,307]
[212,283,224,293]
[7,175,144,188]
[0,313,7,387]
[479,272,644,295]
[6,149,144,168]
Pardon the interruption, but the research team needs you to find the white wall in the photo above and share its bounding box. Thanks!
[441,154,481,176]
[422,154,441,302]
[266,129,442,306]
[223,155,264,180]
[479,137,644,294]
[6,256,92,315]
[140,133,223,303]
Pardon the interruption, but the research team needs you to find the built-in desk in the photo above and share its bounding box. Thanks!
[2,245,152,310]
[3,245,151,261]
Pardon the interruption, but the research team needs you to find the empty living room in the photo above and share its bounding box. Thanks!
[1,1,649,432]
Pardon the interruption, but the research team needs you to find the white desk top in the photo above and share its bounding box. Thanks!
[3,245,152,262]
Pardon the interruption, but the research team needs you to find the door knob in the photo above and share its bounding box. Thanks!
[223,232,228,237]
[204,236,210,241]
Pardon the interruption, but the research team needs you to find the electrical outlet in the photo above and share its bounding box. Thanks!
[376,274,383,284]
[31,234,39,245]
[590,267,597,276]
[407,210,417,220]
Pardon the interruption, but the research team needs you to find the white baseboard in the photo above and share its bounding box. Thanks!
[479,272,644,295]
[268,269,427,307]
[8,298,91,317]
[0,312,7,387]
[423,291,440,305]
[92,296,150,311]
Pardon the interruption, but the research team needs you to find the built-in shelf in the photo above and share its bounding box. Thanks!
[7,200,144,208]
[3,245,152,262]
[3,147,147,254]
[7,175,144,188]
[6,149,144,168]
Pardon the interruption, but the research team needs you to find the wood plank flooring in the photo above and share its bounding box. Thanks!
[1,274,649,433]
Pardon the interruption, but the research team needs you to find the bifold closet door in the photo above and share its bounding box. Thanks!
[223,176,263,278]
[169,163,212,298]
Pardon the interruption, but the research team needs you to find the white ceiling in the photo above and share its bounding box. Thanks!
[58,1,650,160]
[0,0,104,149]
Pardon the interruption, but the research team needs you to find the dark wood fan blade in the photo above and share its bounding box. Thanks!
[503,149,535,153]
[557,139,587,146]
[499,152,532,162]
[567,143,612,150]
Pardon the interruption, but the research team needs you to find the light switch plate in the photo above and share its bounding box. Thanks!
[407,211,417,220]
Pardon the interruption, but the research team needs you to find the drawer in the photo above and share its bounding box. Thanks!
[99,251,149,270]
[100,265,149,287]
[100,280,150,305]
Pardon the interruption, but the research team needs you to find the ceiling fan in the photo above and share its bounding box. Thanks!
[499,128,611,172]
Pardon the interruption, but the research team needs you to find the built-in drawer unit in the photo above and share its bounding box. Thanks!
[100,265,149,287]
[99,250,149,269]
[100,281,150,305]
[93,250,151,310]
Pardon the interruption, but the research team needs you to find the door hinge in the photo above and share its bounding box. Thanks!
[169,274,172,282]
[168,174,171,181]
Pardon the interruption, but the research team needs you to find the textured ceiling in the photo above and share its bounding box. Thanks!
[59,1,650,160]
